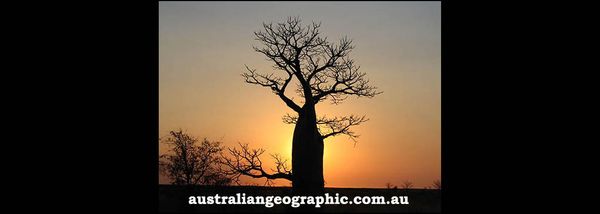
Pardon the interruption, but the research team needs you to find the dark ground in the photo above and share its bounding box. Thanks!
[159,185,440,213]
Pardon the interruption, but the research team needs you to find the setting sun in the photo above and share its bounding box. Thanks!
[159,1,440,189]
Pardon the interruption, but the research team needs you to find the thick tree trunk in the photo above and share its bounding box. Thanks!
[291,104,324,195]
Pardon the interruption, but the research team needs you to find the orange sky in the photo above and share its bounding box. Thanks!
[159,1,440,188]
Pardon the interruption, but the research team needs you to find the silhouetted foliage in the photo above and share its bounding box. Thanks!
[159,130,231,186]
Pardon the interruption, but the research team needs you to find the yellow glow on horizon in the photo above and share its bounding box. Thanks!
[159,1,441,188]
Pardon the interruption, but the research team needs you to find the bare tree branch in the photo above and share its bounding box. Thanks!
[318,115,369,141]
[311,58,382,104]
[282,113,298,124]
[270,153,292,175]
[242,65,301,112]
[221,143,293,183]
[245,16,381,107]
[283,114,369,142]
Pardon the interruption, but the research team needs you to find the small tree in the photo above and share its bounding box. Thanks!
[159,130,231,186]
[401,180,414,189]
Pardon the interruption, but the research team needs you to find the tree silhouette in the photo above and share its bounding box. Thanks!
[401,180,414,189]
[159,130,231,186]
[232,16,381,194]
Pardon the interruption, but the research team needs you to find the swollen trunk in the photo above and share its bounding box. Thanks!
[291,105,324,194]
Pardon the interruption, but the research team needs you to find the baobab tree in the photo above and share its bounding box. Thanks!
[225,16,381,194]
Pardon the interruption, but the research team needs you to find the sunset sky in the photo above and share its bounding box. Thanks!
[159,1,441,188]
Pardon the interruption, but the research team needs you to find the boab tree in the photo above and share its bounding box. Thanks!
[229,16,381,194]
